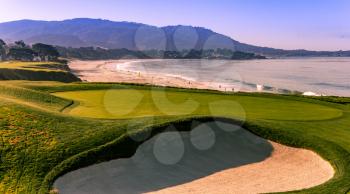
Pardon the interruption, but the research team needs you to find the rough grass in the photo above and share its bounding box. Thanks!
[0,81,349,194]
[0,61,66,72]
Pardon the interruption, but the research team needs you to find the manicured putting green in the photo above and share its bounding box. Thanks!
[54,89,342,120]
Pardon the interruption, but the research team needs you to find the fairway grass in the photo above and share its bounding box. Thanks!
[0,81,349,194]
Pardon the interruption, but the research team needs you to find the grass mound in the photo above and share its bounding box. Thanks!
[0,82,71,111]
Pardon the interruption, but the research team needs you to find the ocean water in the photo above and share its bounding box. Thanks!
[121,58,350,97]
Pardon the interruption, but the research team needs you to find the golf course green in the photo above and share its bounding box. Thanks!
[54,89,342,120]
[0,81,350,193]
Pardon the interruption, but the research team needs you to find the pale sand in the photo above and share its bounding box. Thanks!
[69,60,236,91]
[66,60,335,194]
[147,141,334,194]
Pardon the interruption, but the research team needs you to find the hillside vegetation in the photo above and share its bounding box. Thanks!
[0,81,349,193]
[57,47,266,60]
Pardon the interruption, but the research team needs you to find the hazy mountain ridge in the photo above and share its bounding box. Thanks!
[0,18,349,57]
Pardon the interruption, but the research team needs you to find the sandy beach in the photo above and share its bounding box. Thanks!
[69,60,237,91]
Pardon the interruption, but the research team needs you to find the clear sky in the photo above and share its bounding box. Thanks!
[1,0,349,51]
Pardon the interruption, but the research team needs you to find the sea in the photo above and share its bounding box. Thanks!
[120,58,350,97]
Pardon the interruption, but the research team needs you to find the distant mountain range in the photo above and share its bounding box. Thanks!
[0,18,349,57]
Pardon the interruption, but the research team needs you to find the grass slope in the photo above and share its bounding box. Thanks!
[0,62,80,83]
[0,81,349,194]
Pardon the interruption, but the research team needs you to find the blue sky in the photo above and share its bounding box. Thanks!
[1,0,349,50]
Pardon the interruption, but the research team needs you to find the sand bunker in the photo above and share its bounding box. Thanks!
[54,121,334,194]
[148,142,333,194]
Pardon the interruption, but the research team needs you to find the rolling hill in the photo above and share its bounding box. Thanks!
[0,19,250,50]
[1,18,349,57]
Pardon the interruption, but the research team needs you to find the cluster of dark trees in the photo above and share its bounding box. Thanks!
[0,39,266,61]
[56,46,149,60]
[0,39,59,61]
[160,49,266,59]
[57,46,266,60]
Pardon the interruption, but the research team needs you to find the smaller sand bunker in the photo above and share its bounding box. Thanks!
[54,121,334,194]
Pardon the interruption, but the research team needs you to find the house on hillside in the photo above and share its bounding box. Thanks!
[33,56,41,62]
[33,55,50,62]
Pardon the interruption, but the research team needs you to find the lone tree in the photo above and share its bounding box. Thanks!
[32,43,60,61]
[14,40,27,48]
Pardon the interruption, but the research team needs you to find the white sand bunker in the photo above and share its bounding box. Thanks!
[54,122,334,194]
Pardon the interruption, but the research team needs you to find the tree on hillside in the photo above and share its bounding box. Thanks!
[7,47,36,61]
[0,39,6,60]
[32,43,60,61]
[6,40,36,61]
[14,40,27,48]
[0,39,5,47]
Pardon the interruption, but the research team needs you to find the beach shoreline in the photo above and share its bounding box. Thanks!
[70,58,350,97]
[69,60,250,92]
